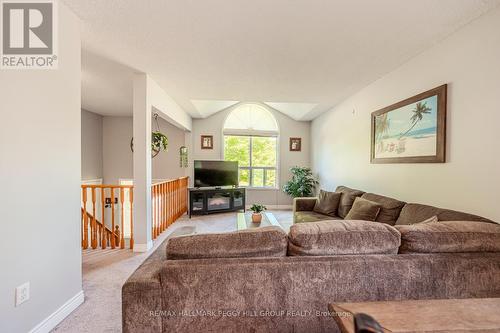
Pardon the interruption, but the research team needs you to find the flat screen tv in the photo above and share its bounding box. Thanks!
[194,160,238,187]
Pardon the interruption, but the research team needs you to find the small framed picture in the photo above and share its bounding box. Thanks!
[290,137,301,151]
[201,135,213,149]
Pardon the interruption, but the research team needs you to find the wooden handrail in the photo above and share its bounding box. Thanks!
[81,184,134,250]
[81,208,120,248]
[151,177,189,240]
[81,184,133,189]
[152,177,189,186]
[81,177,188,250]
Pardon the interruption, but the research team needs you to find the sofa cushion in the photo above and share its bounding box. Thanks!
[396,221,500,254]
[419,215,438,224]
[395,203,492,225]
[336,186,365,218]
[294,197,317,212]
[313,190,342,217]
[345,197,381,221]
[166,226,288,259]
[288,220,401,256]
[294,211,342,223]
[361,193,406,225]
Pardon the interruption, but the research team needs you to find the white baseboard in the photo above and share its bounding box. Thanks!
[133,240,153,252]
[29,290,84,333]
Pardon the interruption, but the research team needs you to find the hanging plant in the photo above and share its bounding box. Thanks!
[130,114,169,158]
[152,131,169,152]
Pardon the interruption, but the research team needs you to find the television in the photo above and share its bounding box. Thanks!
[194,160,238,187]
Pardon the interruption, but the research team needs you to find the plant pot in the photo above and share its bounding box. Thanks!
[252,213,262,223]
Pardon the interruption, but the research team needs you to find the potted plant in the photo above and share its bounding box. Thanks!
[130,131,169,158]
[283,166,318,198]
[152,131,169,156]
[250,203,267,223]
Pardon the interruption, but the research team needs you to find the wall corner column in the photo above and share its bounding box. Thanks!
[132,74,153,252]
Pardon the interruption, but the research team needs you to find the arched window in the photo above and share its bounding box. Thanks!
[223,104,279,188]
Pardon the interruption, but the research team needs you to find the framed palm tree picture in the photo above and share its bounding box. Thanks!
[371,84,447,163]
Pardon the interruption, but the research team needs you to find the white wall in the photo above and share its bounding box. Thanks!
[191,103,311,206]
[0,3,83,332]
[147,77,192,132]
[312,6,500,222]
[81,109,103,180]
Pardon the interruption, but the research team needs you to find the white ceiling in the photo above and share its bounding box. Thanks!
[82,50,134,116]
[190,100,239,118]
[71,0,500,120]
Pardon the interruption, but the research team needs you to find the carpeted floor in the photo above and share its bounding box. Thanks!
[53,210,293,332]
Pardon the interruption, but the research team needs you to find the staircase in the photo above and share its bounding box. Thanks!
[81,209,121,249]
[81,177,189,250]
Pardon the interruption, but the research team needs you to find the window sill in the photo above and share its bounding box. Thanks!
[244,187,280,191]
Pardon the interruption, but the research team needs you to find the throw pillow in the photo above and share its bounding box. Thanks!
[345,197,381,221]
[313,190,342,217]
[335,186,365,218]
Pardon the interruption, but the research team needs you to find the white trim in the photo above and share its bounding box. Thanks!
[81,178,102,185]
[133,240,154,252]
[245,186,279,191]
[29,290,84,333]
[119,178,133,184]
[223,129,279,136]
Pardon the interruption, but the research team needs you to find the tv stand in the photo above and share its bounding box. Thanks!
[188,187,246,218]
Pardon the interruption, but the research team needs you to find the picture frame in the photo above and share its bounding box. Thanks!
[371,84,447,164]
[201,135,213,149]
[289,137,302,152]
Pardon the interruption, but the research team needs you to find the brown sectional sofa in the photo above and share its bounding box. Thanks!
[123,186,500,333]
[294,185,492,225]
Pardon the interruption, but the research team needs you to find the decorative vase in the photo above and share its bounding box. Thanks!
[252,213,262,223]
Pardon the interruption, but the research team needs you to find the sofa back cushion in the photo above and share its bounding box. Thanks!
[288,220,401,256]
[396,203,492,225]
[335,186,365,218]
[313,190,342,217]
[396,221,500,254]
[344,197,381,221]
[166,226,288,259]
[361,193,406,225]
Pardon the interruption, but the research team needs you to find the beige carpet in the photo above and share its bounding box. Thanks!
[53,210,293,332]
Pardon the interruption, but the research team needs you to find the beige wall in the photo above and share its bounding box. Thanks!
[102,116,134,184]
[0,3,83,332]
[311,6,500,221]
[191,103,311,206]
[81,109,103,180]
[152,117,188,180]
[101,116,186,184]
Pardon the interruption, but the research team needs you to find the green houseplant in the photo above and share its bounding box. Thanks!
[283,166,318,198]
[152,131,169,154]
[250,203,267,223]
